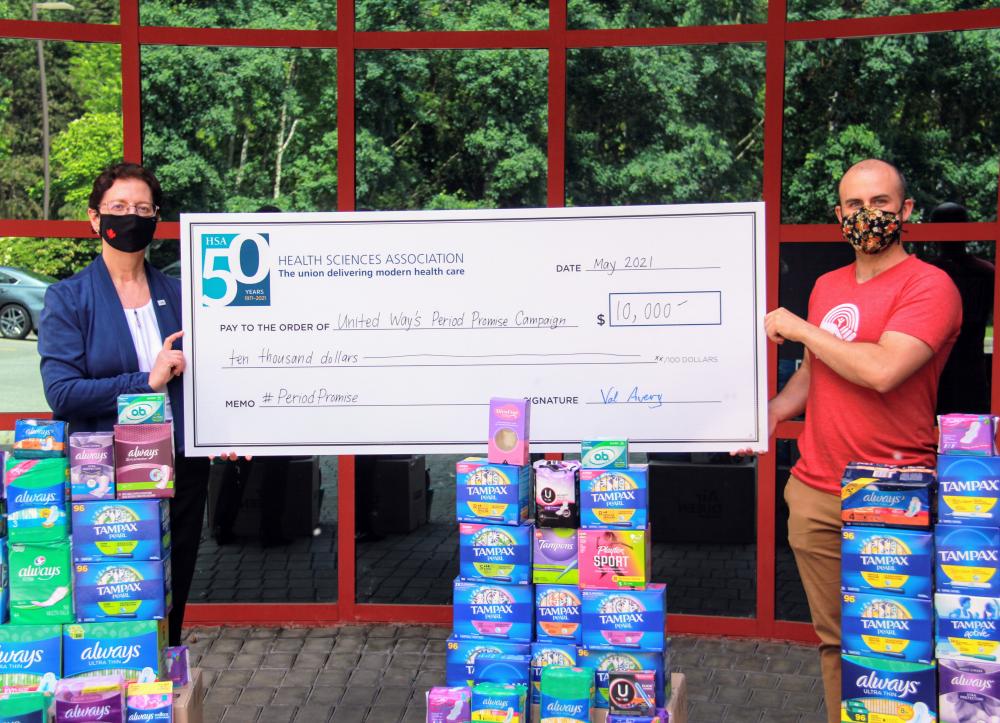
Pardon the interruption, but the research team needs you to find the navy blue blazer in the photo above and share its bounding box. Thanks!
[38,255,187,451]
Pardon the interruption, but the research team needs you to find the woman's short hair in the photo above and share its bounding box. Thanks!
[88,162,163,212]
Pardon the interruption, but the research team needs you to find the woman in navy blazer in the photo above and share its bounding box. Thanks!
[39,162,212,646]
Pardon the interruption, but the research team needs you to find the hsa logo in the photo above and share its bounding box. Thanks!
[201,233,271,307]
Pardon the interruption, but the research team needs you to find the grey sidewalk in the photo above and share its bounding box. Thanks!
[185,625,828,723]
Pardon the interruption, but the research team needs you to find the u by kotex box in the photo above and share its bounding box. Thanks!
[841,592,934,664]
[8,539,73,625]
[580,467,649,530]
[69,431,115,501]
[533,528,579,585]
[12,419,67,459]
[939,658,1000,722]
[471,682,527,723]
[71,500,171,563]
[530,642,577,705]
[936,524,1000,596]
[4,457,69,542]
[0,624,61,693]
[117,393,166,425]
[536,584,582,644]
[841,526,933,599]
[578,528,650,590]
[459,523,532,586]
[473,653,531,688]
[938,455,1000,527]
[74,558,172,623]
[534,460,581,529]
[841,462,935,529]
[935,593,1000,662]
[113,423,174,499]
[446,635,530,688]
[456,459,531,526]
[840,654,936,723]
[581,584,666,652]
[63,620,167,681]
[453,578,533,643]
[938,414,1000,456]
[576,647,666,709]
[581,440,629,471]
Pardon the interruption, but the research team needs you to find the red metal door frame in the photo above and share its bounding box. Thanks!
[2,3,1000,643]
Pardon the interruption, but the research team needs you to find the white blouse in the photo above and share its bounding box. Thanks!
[124,300,175,421]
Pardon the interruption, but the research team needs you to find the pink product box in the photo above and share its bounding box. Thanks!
[938,414,999,455]
[113,424,174,499]
[578,528,651,591]
[488,398,530,466]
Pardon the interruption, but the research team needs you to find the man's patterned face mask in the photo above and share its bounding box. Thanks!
[841,206,904,255]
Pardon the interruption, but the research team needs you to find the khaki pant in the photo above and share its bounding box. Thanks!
[785,474,843,723]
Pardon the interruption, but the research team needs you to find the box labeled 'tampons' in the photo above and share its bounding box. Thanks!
[459,523,532,586]
[446,635,530,688]
[936,524,1000,596]
[841,463,935,529]
[580,467,648,530]
[840,654,936,723]
[456,458,531,526]
[842,592,934,664]
[71,500,171,563]
[841,526,933,599]
[452,578,533,643]
[582,584,666,651]
[578,528,650,590]
[535,584,582,644]
[74,558,172,623]
[533,528,578,585]
[938,455,1000,527]
[936,593,1000,662]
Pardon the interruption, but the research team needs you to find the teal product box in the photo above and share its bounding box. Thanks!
[63,619,167,681]
[841,526,933,599]
[0,690,48,720]
[74,557,172,622]
[530,642,577,705]
[581,440,629,470]
[936,524,1000,596]
[8,539,73,625]
[473,653,531,688]
[533,528,579,585]
[842,591,934,664]
[71,499,171,562]
[117,393,166,425]
[541,667,593,723]
[471,682,527,723]
[576,647,666,709]
[445,634,530,688]
[581,584,666,652]
[0,624,61,694]
[938,455,1000,527]
[841,462,935,529]
[936,592,1000,662]
[12,419,67,459]
[459,522,532,585]
[580,466,649,529]
[0,538,8,625]
[4,457,69,542]
[452,578,533,643]
[456,458,531,526]
[841,654,936,723]
[536,584,582,644]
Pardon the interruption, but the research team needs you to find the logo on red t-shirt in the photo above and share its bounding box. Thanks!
[820,303,860,341]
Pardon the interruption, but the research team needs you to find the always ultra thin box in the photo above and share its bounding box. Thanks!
[841,526,933,599]
[5,457,70,542]
[72,500,171,562]
[841,654,936,723]
[938,455,1000,527]
[0,624,62,693]
[63,620,167,681]
[452,578,533,643]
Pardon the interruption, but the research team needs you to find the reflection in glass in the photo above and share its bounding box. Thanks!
[788,0,1000,21]
[567,44,765,207]
[1,0,116,23]
[783,30,1000,223]
[356,50,547,211]
[773,440,810,622]
[141,46,337,218]
[356,0,546,31]
[139,0,334,29]
[569,0,765,29]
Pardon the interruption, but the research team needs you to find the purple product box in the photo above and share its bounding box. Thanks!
[938,414,1000,456]
[939,657,1000,722]
[533,528,578,585]
[165,646,190,688]
[488,398,530,466]
[113,424,174,499]
[54,675,125,723]
[69,432,115,501]
[534,460,580,528]
[426,687,471,723]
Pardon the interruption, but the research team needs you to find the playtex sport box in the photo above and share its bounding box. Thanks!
[841,654,936,723]
[582,584,666,651]
[841,462,935,528]
[74,558,172,623]
[841,592,934,664]
[935,593,1000,662]
[63,620,167,681]
[536,584,582,644]
[445,635,530,688]
[71,500,171,562]
[576,647,667,710]
[938,455,1000,527]
[456,458,531,526]
[841,526,933,599]
[939,658,1000,722]
[459,523,532,586]
[936,524,1000,596]
[0,624,62,693]
[580,466,648,529]
[578,528,650,590]
[4,457,70,542]
[453,578,533,643]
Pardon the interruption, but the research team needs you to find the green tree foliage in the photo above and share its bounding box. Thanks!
[0,236,99,278]
[788,0,1000,21]
[568,0,766,28]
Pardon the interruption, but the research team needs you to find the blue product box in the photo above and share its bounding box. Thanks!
[938,455,1000,527]
[576,647,665,709]
[74,558,172,623]
[473,653,531,688]
[841,592,934,664]
[841,462,934,529]
[841,654,936,723]
[0,623,62,693]
[459,523,532,586]
[529,642,578,705]
[445,635,530,688]
[452,578,533,643]
[63,619,167,680]
[936,592,1000,662]
[936,524,1000,596]
[580,466,649,529]
[841,526,933,599]
[536,584,582,644]
[71,500,171,562]
[12,419,67,459]
[581,584,666,652]
[456,458,530,526]
[0,537,8,625]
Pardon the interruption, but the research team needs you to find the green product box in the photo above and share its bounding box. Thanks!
[8,539,74,625]
[580,440,629,470]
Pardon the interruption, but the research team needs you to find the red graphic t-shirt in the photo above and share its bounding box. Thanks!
[792,255,962,494]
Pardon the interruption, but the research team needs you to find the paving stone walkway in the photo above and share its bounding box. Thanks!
[185,625,828,723]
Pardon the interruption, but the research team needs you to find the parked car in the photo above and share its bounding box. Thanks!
[0,266,54,339]
[160,260,181,279]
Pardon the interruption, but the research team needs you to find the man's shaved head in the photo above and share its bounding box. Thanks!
[839,159,908,205]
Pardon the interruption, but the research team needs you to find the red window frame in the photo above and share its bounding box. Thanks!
[1,0,999,642]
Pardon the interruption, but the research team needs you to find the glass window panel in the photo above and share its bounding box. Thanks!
[568,0,766,29]
[139,0,334,30]
[356,49,547,211]
[141,46,337,219]
[783,30,1000,223]
[566,44,765,207]
[1,1,116,23]
[788,0,1000,22]
[356,0,547,31]
[773,439,811,622]
[0,39,122,220]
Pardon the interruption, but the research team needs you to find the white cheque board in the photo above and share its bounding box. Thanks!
[181,203,767,456]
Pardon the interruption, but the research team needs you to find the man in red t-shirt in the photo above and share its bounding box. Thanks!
[762,159,961,722]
